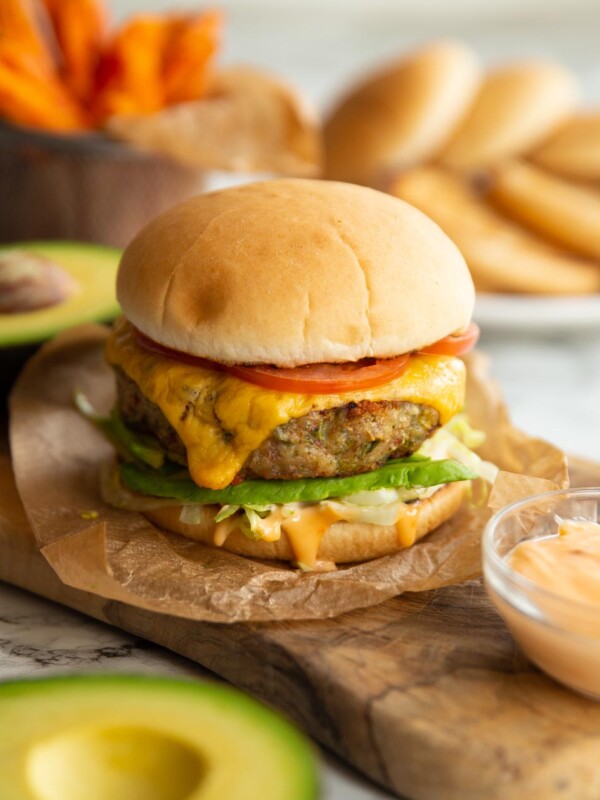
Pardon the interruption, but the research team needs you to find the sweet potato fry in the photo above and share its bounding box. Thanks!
[0,58,88,131]
[93,15,169,121]
[0,0,54,73]
[390,167,600,294]
[163,10,222,104]
[42,0,107,103]
[0,40,48,80]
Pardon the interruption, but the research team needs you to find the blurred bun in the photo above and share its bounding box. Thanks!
[146,482,468,564]
[117,178,474,367]
[531,112,600,180]
[489,160,600,261]
[323,41,481,186]
[390,166,600,295]
[440,61,579,170]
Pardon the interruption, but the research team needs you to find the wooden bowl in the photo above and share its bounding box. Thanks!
[0,123,205,248]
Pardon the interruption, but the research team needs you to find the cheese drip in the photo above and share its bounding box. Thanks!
[106,319,466,490]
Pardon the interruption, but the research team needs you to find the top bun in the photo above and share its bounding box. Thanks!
[323,41,481,187]
[531,112,600,180]
[117,179,474,367]
[440,60,579,170]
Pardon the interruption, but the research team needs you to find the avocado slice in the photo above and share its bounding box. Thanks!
[0,241,121,348]
[0,675,318,800]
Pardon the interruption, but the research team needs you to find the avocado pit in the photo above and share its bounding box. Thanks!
[27,725,204,800]
[0,250,78,313]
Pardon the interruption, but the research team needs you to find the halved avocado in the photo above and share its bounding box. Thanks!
[0,675,318,800]
[0,241,121,348]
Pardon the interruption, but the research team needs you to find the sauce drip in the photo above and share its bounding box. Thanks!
[396,504,419,547]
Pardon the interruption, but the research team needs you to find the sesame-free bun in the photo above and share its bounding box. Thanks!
[440,60,579,170]
[323,41,481,187]
[145,482,467,564]
[531,112,600,180]
[117,179,474,367]
[489,160,600,261]
[391,166,600,295]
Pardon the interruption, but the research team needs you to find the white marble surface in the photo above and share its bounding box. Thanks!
[2,6,600,799]
[0,584,390,799]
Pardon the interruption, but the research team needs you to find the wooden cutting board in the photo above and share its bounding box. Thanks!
[2,448,600,800]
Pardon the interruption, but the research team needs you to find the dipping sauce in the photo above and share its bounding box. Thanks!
[485,515,600,700]
[508,519,600,605]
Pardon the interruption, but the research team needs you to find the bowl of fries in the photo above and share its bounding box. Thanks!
[0,0,321,247]
[0,122,207,248]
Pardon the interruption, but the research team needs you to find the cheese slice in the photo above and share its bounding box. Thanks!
[106,319,466,490]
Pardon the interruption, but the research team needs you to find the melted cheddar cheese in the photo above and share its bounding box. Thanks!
[106,319,466,490]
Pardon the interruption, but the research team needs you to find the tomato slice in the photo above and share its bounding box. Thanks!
[227,356,411,394]
[134,328,225,371]
[135,327,411,393]
[419,322,480,357]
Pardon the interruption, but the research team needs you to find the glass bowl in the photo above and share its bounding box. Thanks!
[483,488,600,699]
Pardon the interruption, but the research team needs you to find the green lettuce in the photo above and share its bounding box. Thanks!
[119,457,476,506]
[74,393,165,469]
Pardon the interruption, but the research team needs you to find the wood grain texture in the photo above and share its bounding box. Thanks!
[1,451,600,800]
[0,128,204,248]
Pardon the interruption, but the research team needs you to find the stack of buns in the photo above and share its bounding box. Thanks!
[324,42,600,295]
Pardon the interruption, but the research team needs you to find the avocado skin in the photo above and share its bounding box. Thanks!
[0,240,121,348]
[0,240,121,401]
[0,674,319,800]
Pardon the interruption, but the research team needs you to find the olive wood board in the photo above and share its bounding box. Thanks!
[2,448,600,800]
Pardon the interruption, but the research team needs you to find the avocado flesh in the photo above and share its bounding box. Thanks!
[0,675,318,800]
[0,241,121,347]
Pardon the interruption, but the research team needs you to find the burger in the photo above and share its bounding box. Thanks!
[84,179,492,571]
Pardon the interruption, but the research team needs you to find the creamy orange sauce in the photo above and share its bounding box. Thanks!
[281,505,342,568]
[489,518,600,699]
[508,519,600,605]
[213,515,241,547]
[214,504,343,569]
[396,504,419,547]
[212,500,425,570]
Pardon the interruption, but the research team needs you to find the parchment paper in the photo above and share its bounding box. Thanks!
[8,326,567,622]
[105,67,322,177]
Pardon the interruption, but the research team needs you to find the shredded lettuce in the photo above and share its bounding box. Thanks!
[214,504,240,523]
[75,392,166,469]
[417,413,498,485]
[444,413,486,449]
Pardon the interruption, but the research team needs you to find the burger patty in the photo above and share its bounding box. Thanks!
[115,369,440,481]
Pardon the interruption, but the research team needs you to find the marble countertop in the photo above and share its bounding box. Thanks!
[0,584,389,799]
[2,7,600,799]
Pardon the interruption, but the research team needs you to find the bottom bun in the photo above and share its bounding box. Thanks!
[145,481,468,565]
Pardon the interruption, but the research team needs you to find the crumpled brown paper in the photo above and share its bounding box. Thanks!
[8,325,567,623]
[105,67,322,177]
